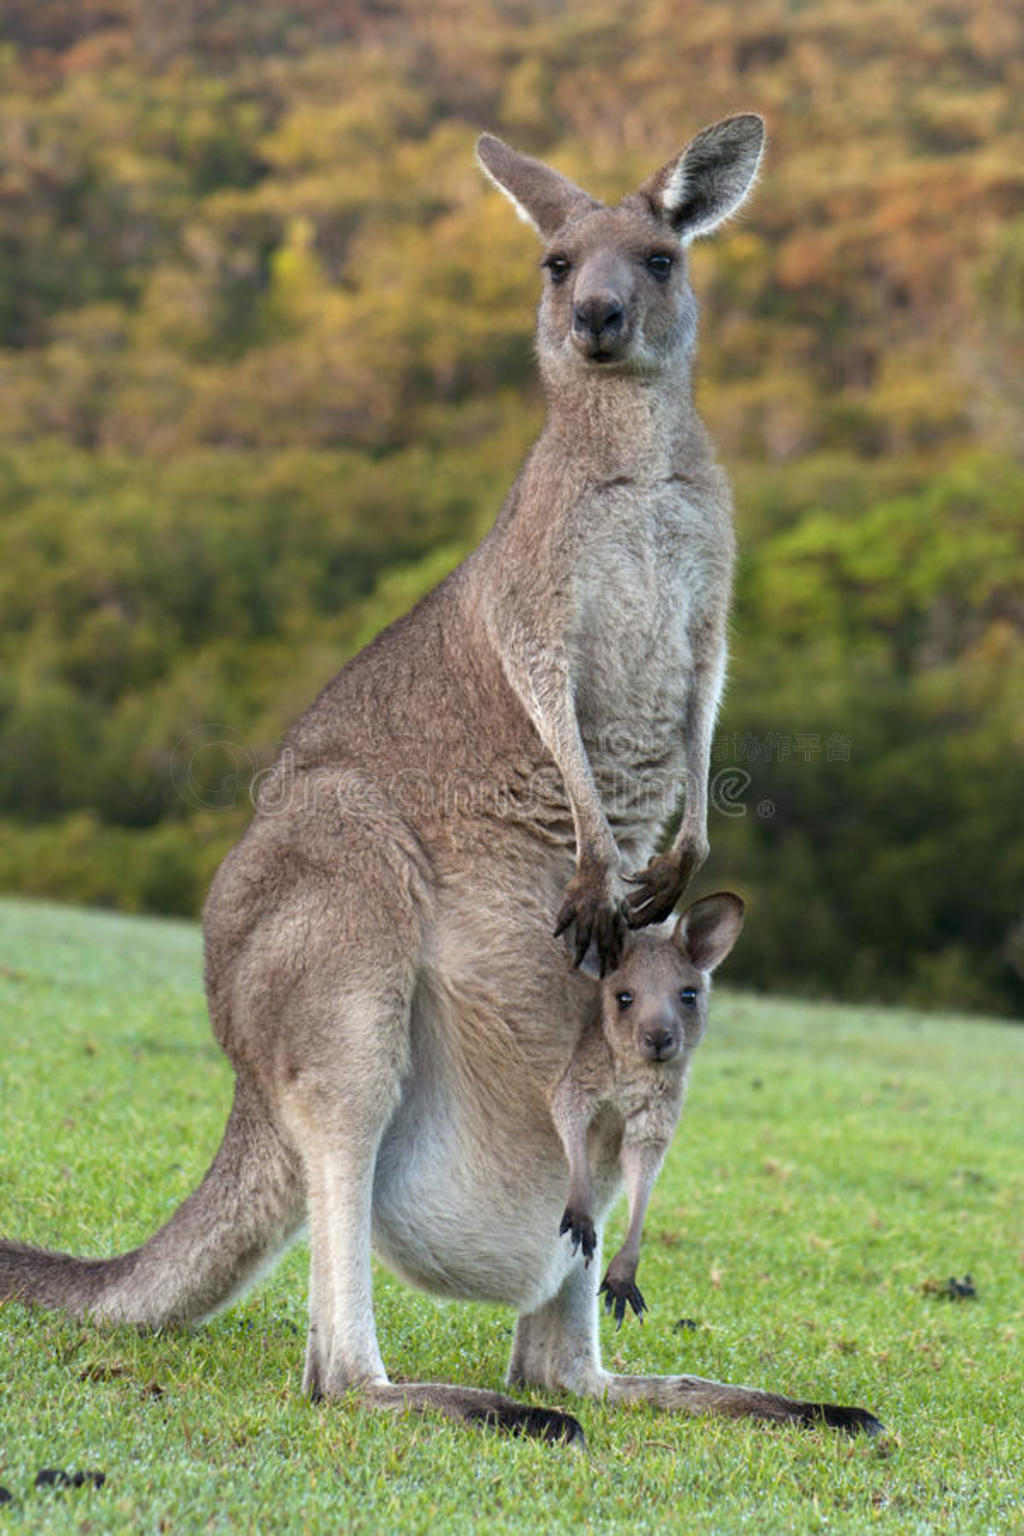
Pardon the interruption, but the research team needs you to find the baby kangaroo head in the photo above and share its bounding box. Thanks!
[477,117,764,379]
[601,892,745,1065]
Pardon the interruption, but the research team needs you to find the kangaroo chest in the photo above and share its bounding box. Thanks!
[570,481,720,813]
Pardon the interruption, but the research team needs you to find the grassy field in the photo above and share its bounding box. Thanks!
[1,897,1022,1534]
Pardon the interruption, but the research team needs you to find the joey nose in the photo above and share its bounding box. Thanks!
[643,1028,676,1061]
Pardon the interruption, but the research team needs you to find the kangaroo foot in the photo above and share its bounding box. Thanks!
[559,1207,597,1264]
[793,1400,885,1438]
[363,1382,585,1446]
[463,1401,586,1445]
[598,1371,882,1435]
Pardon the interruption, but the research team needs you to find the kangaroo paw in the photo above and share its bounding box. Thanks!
[364,1383,586,1447]
[624,851,690,926]
[599,1272,647,1328]
[559,1207,597,1264]
[554,865,626,976]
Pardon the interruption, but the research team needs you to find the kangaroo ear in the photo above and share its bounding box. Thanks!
[477,134,599,239]
[640,114,764,240]
[673,892,745,973]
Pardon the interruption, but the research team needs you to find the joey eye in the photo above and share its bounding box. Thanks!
[680,988,698,1008]
[615,991,634,1011]
[646,252,674,281]
[544,255,572,284]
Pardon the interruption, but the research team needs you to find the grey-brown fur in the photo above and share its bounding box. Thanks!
[552,893,744,1326]
[0,119,881,1442]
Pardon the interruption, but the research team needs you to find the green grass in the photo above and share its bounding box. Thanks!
[1,897,1022,1534]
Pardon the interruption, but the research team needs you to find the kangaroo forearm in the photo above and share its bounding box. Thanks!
[617,1206,647,1267]
[533,705,619,869]
[618,1140,665,1260]
[671,635,728,851]
[613,1204,647,1273]
[491,625,618,868]
[565,1169,596,1223]
[553,1110,596,1218]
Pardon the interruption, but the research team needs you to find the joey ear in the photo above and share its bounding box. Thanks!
[673,892,745,973]
[640,114,764,240]
[477,134,599,239]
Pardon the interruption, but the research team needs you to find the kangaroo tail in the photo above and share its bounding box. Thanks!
[0,1077,304,1327]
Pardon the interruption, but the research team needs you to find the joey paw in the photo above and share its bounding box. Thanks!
[554,866,627,976]
[599,1271,647,1329]
[559,1207,597,1265]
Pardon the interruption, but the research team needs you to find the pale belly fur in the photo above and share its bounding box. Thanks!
[371,1086,623,1313]
[370,953,624,1313]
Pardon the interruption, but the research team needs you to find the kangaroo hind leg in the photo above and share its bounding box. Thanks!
[281,974,583,1445]
[266,834,583,1444]
[511,1260,883,1436]
[266,833,426,1400]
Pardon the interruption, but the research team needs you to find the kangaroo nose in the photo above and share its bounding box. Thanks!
[573,293,625,343]
[643,1028,675,1059]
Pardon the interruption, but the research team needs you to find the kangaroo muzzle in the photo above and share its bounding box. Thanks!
[572,292,628,359]
[570,251,634,362]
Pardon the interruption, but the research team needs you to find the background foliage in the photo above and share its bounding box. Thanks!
[0,0,1021,1014]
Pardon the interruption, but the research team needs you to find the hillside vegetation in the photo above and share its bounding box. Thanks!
[0,0,1022,1012]
[1,898,1022,1532]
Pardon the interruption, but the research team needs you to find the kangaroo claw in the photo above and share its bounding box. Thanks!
[599,1273,647,1328]
[559,1208,597,1264]
[554,869,626,976]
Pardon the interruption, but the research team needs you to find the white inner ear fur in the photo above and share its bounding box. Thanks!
[661,141,764,242]
[662,160,691,219]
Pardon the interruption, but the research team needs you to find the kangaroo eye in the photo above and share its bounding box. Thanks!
[646,252,674,280]
[544,255,572,284]
[615,991,634,1011]
[680,988,698,1007]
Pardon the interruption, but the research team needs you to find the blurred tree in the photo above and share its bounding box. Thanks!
[0,0,1021,1013]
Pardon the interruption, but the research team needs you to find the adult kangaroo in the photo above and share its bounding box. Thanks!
[0,119,881,1443]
